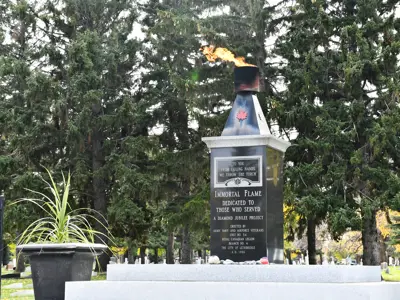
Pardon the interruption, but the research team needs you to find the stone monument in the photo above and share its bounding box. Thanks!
[202,66,290,263]
[65,63,400,300]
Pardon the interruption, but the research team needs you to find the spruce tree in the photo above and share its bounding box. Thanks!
[139,0,208,263]
[274,0,400,265]
[1,0,145,269]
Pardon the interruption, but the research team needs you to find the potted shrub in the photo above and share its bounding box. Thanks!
[15,169,109,300]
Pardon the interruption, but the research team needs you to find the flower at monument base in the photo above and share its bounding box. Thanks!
[260,257,269,265]
[209,255,220,264]
[222,259,235,265]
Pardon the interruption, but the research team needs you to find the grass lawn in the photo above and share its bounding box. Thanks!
[381,266,400,282]
[1,273,106,299]
[2,277,34,300]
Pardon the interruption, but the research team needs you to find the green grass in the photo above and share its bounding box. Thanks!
[1,277,34,300]
[1,274,106,299]
[382,266,400,282]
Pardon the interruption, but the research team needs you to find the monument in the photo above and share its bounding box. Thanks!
[65,49,400,300]
[202,66,290,263]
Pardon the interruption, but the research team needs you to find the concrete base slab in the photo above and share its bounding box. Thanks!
[65,281,400,300]
[106,264,381,283]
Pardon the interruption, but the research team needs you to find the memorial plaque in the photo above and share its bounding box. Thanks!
[210,146,267,262]
[214,156,262,188]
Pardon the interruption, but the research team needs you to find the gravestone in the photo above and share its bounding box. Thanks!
[3,283,23,289]
[202,66,290,263]
[10,290,34,297]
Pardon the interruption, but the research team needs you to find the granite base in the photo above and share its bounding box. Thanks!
[66,281,400,300]
[65,265,400,300]
[105,264,381,283]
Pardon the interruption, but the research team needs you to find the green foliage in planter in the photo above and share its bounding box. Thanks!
[15,169,110,245]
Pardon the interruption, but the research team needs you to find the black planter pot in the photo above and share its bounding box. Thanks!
[17,243,107,300]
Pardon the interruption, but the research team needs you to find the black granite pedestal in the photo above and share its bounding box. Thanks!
[203,90,289,264]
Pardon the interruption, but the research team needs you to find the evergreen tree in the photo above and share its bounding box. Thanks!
[58,0,143,269]
[274,0,400,265]
[1,0,145,269]
[139,0,209,264]
[139,0,279,263]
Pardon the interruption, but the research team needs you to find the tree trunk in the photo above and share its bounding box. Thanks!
[167,231,175,264]
[181,224,191,264]
[307,218,317,265]
[362,209,381,265]
[15,248,25,273]
[92,126,109,272]
[127,247,135,264]
[285,249,292,265]
[140,246,146,264]
[378,232,387,263]
[154,247,158,264]
[2,243,9,267]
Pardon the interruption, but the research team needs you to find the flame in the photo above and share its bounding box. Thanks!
[200,45,255,67]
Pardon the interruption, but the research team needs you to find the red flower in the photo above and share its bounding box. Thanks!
[236,109,248,121]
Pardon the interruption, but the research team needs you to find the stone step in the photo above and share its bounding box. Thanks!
[65,281,400,300]
[106,264,381,283]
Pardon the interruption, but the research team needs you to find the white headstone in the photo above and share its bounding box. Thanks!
[163,259,166,264]
[389,257,394,266]
[285,258,289,265]
[322,256,329,265]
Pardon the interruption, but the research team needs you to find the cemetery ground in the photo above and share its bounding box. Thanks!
[1,273,106,299]
[382,266,400,281]
[0,268,399,299]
